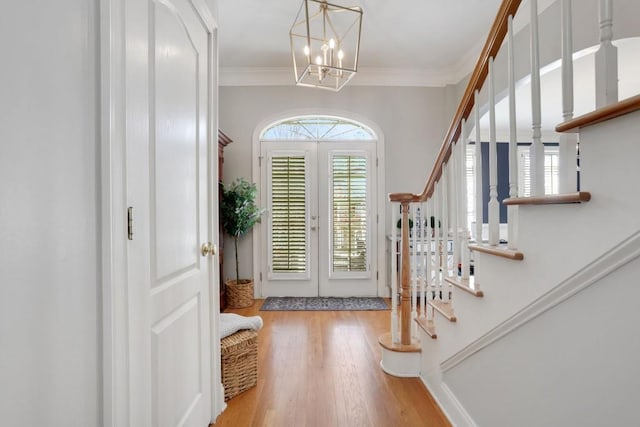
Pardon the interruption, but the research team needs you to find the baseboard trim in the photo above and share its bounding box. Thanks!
[420,371,478,427]
[441,230,640,372]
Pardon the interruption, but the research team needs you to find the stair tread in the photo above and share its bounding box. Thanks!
[428,300,457,322]
[444,276,484,297]
[468,243,524,260]
[556,94,640,133]
[415,316,437,339]
[503,191,591,206]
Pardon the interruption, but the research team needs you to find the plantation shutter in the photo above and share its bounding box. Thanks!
[331,154,368,273]
[466,144,476,230]
[544,148,560,194]
[518,146,532,197]
[270,155,307,273]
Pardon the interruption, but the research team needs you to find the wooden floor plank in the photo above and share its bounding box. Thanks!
[212,300,451,427]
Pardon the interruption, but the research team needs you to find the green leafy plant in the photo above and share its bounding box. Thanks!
[220,178,265,284]
[396,218,414,229]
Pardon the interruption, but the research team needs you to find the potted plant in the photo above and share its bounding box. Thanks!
[220,177,265,308]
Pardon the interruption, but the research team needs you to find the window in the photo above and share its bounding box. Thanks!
[261,116,375,141]
[466,143,560,228]
[518,145,560,197]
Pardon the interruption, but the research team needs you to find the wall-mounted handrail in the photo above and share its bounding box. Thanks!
[389,0,522,204]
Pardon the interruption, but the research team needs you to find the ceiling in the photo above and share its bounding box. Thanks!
[218,0,503,87]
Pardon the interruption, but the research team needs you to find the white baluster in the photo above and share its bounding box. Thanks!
[530,0,545,196]
[434,180,442,302]
[391,203,398,343]
[488,56,500,246]
[474,91,483,244]
[425,197,434,321]
[411,203,417,338]
[441,163,450,301]
[595,0,618,108]
[559,0,578,194]
[451,142,459,281]
[419,201,427,319]
[460,119,471,282]
[507,15,519,250]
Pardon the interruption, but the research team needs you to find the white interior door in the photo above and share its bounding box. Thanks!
[260,140,377,297]
[126,0,213,425]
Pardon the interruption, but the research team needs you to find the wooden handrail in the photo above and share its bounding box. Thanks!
[389,0,522,203]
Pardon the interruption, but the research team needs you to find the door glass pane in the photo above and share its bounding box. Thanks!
[270,155,307,273]
[331,154,368,273]
[261,116,375,140]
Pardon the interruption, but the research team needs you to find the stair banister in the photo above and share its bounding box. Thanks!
[386,0,523,348]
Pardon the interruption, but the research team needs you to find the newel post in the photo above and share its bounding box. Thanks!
[399,200,412,345]
[389,192,415,346]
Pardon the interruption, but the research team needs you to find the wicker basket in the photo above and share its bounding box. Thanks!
[221,329,258,401]
[226,279,254,308]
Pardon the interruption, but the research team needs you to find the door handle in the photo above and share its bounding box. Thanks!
[201,242,216,257]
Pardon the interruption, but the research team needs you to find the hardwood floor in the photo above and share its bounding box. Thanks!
[212,300,451,427]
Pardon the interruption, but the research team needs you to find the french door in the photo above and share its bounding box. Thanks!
[260,140,377,297]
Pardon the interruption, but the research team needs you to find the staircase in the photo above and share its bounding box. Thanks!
[378,1,640,425]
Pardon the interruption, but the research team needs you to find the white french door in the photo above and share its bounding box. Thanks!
[260,140,377,297]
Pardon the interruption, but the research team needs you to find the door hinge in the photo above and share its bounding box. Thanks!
[127,207,134,240]
[376,158,379,167]
[377,214,379,224]
[260,272,263,281]
[376,271,379,280]
[259,156,263,167]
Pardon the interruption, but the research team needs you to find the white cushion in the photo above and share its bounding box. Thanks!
[220,313,263,339]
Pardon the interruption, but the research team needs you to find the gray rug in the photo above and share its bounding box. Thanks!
[260,297,389,311]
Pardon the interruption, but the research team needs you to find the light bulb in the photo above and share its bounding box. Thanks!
[329,38,336,49]
[315,56,322,65]
[303,45,310,56]
[337,50,344,59]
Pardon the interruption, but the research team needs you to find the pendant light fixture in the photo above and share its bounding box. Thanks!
[290,0,363,91]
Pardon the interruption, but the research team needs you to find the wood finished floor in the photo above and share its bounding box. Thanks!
[212,299,451,427]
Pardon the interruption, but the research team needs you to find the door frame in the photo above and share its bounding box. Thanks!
[252,109,388,299]
[99,1,223,425]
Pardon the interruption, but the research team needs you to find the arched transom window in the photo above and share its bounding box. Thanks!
[261,116,375,141]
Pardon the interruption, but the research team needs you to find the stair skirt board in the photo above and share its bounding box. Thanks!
[415,230,640,427]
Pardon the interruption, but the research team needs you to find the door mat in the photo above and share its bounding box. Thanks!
[260,297,389,311]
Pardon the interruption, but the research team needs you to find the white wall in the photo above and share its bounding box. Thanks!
[219,85,449,283]
[444,253,640,427]
[0,1,100,425]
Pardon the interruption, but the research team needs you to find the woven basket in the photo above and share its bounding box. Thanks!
[221,329,258,401]
[226,279,254,308]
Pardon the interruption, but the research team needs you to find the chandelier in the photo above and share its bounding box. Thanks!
[290,0,363,91]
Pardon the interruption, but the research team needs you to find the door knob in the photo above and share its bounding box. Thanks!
[311,225,317,231]
[201,242,216,257]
